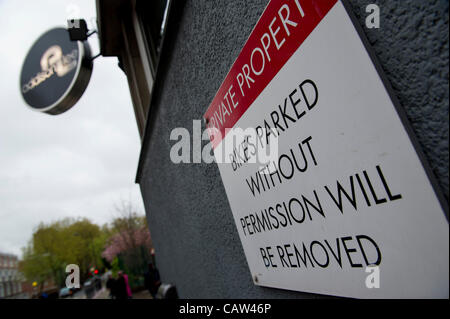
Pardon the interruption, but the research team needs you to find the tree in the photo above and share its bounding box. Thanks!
[20,218,107,287]
[20,245,53,294]
[102,201,153,287]
[19,201,150,290]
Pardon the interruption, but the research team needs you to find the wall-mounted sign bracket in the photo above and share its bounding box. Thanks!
[67,19,101,62]
[20,25,94,115]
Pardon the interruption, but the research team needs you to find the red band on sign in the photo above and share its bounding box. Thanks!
[203,0,338,149]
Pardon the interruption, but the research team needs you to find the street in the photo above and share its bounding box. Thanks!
[68,288,152,299]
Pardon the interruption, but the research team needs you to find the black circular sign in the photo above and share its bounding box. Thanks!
[20,28,93,115]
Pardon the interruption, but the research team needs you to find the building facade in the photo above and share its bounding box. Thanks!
[0,253,28,299]
[96,0,449,298]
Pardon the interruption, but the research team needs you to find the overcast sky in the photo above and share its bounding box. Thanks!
[0,0,145,257]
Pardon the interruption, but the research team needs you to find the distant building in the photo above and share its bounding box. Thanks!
[0,253,28,299]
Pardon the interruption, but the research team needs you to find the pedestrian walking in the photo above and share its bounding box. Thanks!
[144,263,161,298]
[115,271,128,299]
[123,271,132,298]
[106,274,116,299]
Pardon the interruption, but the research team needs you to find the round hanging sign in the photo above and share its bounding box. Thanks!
[20,27,93,115]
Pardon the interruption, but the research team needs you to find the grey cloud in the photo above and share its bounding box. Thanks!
[0,0,145,256]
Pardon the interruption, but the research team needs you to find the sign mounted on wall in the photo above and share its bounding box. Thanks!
[20,27,93,115]
[204,0,448,298]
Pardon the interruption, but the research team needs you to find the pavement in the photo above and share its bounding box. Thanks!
[68,287,152,299]
[67,288,108,299]
[92,288,110,299]
[69,289,87,299]
[132,290,153,299]
[92,288,152,299]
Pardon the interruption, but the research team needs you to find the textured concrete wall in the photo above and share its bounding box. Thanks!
[138,0,449,298]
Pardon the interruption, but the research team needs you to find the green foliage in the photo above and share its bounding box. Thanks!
[103,201,152,288]
[20,245,52,289]
[19,201,151,290]
[20,218,108,287]
[110,256,120,277]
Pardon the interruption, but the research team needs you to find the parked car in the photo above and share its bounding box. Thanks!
[83,279,95,298]
[92,275,102,290]
[58,287,72,298]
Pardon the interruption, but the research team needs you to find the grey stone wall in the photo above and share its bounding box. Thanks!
[138,0,449,298]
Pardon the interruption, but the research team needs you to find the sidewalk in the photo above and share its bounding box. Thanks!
[132,290,152,299]
[92,288,152,299]
[92,288,110,299]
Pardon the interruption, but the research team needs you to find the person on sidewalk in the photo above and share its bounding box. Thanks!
[115,271,128,299]
[106,274,117,299]
[122,271,132,299]
[144,263,161,298]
